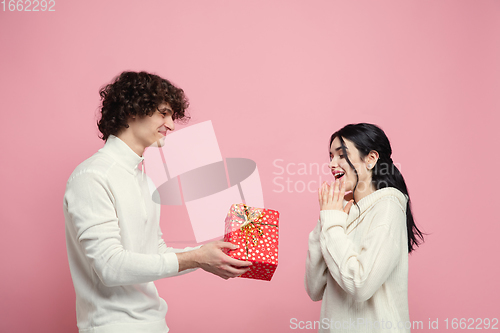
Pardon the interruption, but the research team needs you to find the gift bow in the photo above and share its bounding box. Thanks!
[232,204,278,258]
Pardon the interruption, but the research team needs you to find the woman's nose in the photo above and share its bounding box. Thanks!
[329,157,338,169]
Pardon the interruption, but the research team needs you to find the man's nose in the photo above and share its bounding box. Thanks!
[165,117,175,131]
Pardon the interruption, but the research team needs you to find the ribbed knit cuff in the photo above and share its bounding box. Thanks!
[161,252,180,276]
[320,210,348,231]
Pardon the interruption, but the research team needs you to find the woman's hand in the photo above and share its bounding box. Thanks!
[318,178,353,214]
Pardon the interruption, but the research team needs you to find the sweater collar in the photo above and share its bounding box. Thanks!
[349,187,408,217]
[100,135,145,174]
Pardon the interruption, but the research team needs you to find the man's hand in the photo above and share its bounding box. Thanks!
[176,240,252,279]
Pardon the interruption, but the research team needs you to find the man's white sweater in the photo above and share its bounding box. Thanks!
[305,187,410,332]
[64,135,195,333]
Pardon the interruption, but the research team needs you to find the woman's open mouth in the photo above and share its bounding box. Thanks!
[333,171,345,179]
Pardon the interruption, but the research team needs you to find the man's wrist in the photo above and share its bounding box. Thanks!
[176,248,201,272]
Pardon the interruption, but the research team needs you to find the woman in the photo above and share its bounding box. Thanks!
[305,123,424,332]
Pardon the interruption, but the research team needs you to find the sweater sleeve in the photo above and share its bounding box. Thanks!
[157,229,201,275]
[157,234,202,255]
[318,200,405,302]
[65,171,183,287]
[305,219,328,301]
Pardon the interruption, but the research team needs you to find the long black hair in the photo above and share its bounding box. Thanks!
[330,123,424,253]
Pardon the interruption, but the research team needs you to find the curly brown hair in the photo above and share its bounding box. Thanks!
[97,71,190,141]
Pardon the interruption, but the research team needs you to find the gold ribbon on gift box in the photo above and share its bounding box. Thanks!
[231,204,278,258]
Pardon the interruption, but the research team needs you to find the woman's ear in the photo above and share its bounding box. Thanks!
[366,150,379,170]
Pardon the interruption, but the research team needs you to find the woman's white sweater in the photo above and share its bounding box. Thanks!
[305,187,411,332]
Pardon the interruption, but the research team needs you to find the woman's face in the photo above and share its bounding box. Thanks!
[329,136,372,194]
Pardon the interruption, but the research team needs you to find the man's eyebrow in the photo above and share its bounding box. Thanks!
[158,107,173,113]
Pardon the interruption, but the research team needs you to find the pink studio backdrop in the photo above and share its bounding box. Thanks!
[1,1,499,332]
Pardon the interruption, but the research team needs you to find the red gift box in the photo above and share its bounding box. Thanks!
[223,203,279,281]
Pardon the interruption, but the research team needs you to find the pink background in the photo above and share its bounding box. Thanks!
[1,1,499,332]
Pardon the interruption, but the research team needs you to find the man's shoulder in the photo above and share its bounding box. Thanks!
[67,149,116,185]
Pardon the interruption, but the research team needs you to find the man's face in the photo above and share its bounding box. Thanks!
[129,102,174,149]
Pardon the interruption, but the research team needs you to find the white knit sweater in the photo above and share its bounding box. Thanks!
[64,135,196,333]
[305,187,410,332]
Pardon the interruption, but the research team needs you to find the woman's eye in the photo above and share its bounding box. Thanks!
[339,155,345,159]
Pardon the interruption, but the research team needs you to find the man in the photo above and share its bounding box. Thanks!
[64,71,251,333]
